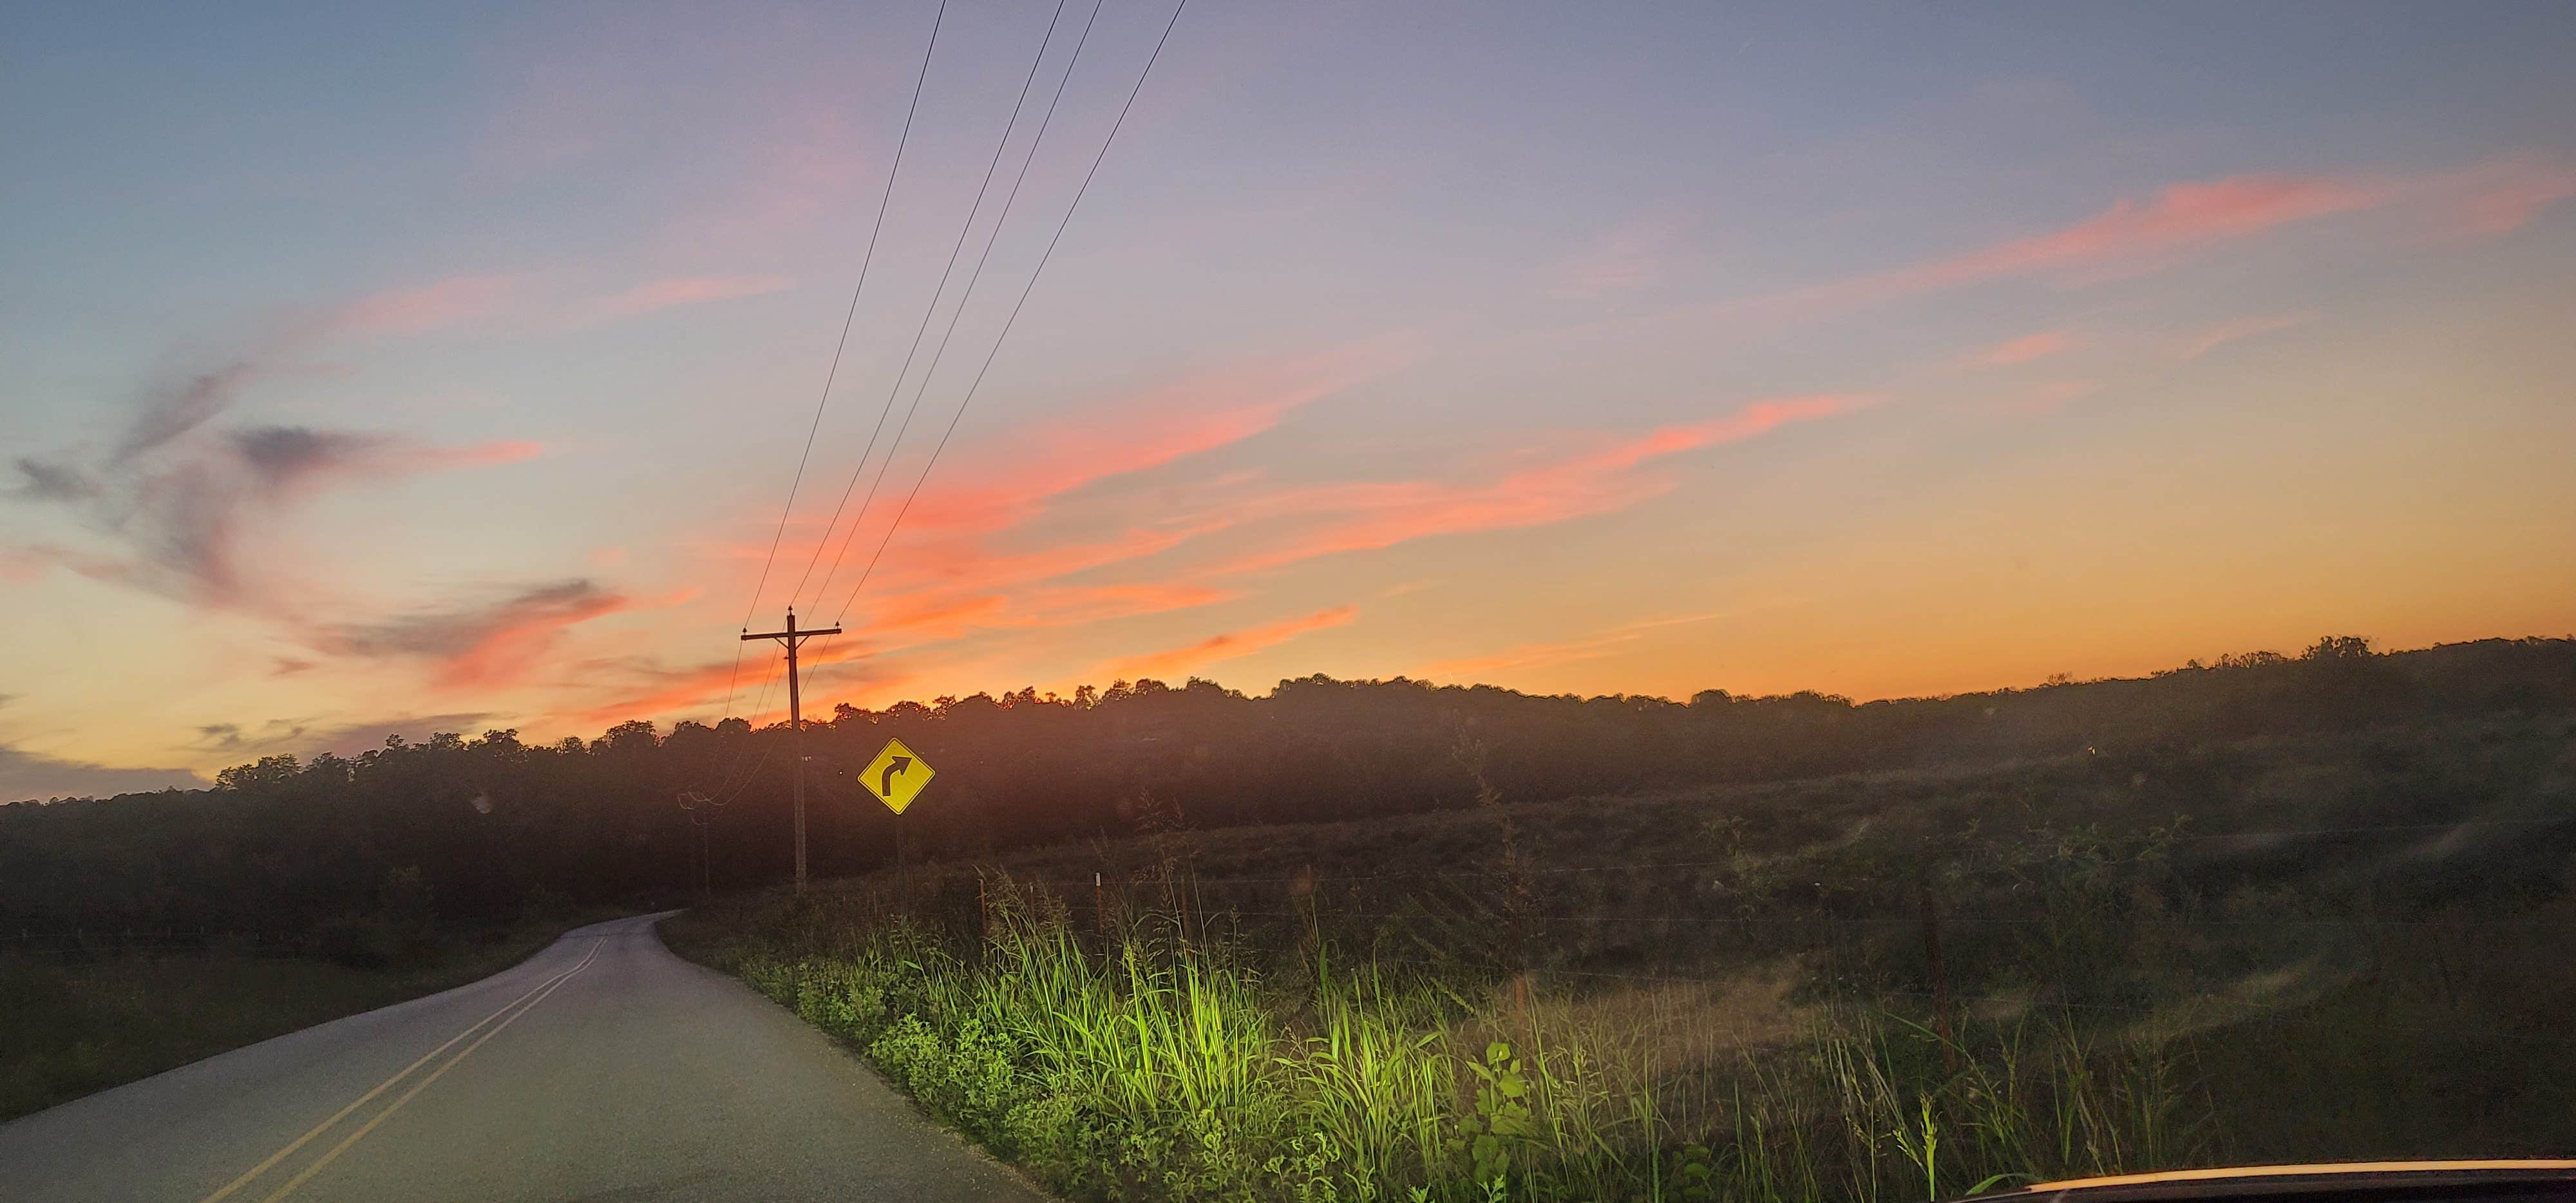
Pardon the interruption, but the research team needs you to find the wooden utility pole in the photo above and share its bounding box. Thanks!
[743,609,840,893]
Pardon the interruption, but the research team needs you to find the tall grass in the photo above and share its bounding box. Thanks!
[677,872,2213,1203]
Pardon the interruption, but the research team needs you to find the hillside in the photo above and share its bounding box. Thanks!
[664,696,2576,1201]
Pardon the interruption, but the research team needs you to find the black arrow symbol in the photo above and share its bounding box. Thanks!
[880,756,913,797]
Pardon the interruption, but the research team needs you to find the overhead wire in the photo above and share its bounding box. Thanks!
[833,0,1191,627]
[699,1,948,798]
[790,0,1079,613]
[802,0,1105,616]
[726,0,950,686]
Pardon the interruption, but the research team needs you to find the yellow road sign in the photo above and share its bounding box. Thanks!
[858,737,934,815]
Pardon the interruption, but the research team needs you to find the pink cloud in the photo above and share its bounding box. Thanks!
[1957,331,2075,368]
[332,276,527,336]
[1911,175,2380,285]
[316,580,633,692]
[2182,312,2316,360]
[899,341,1406,536]
[567,274,794,327]
[1098,605,1358,681]
[775,344,1405,649]
[1217,393,1872,574]
[2437,153,2576,236]
[1718,173,2384,326]
[329,274,794,340]
[413,439,545,470]
[1723,156,2571,328]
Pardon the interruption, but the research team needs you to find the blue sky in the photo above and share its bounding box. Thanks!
[5,2,2573,799]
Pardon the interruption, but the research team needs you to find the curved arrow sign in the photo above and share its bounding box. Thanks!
[859,737,934,815]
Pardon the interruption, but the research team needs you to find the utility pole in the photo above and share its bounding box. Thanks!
[743,609,840,893]
[678,791,725,900]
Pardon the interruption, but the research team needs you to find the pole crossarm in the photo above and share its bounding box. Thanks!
[743,627,840,643]
[737,609,841,894]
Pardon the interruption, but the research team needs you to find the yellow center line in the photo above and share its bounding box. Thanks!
[195,934,605,1203]
[252,935,605,1202]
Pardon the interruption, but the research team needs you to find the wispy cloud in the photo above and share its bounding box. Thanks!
[317,580,631,690]
[1907,175,2379,286]
[8,457,102,502]
[188,717,309,756]
[1215,394,1873,574]
[8,365,542,613]
[567,656,752,727]
[328,272,794,339]
[1097,605,1358,681]
[896,342,1405,536]
[2436,152,2576,236]
[2182,312,2316,360]
[1548,212,1688,299]
[1956,330,2075,368]
[332,276,528,337]
[1726,155,2573,328]
[1681,172,2381,333]
[564,274,793,327]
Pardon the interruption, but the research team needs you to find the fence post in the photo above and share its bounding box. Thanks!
[1919,879,1959,1073]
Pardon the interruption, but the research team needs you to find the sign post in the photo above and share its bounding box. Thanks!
[858,736,935,916]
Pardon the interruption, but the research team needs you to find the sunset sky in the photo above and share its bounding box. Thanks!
[5,3,2573,799]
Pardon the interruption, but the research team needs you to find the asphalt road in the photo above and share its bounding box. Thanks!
[0,913,1050,1202]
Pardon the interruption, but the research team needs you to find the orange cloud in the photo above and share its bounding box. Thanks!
[835,578,1234,654]
[568,657,745,727]
[843,519,1231,616]
[1958,331,2074,368]
[1218,394,1871,574]
[319,580,632,692]
[898,343,1403,536]
[1097,605,1358,681]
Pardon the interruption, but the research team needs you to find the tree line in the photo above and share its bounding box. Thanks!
[3,635,2568,950]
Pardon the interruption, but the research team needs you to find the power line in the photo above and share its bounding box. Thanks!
[734,0,951,639]
[705,2,945,798]
[791,0,1078,613]
[834,0,1191,626]
[804,0,1106,614]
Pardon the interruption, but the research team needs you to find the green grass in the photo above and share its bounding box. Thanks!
[0,913,621,1121]
[665,712,2576,1202]
[668,882,2245,1203]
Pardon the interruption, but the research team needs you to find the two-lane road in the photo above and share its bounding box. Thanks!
[0,914,1048,1202]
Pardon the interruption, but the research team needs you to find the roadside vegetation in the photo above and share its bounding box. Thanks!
[665,702,2576,1202]
[0,901,621,1121]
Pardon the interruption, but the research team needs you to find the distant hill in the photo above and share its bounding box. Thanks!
[5,634,2571,941]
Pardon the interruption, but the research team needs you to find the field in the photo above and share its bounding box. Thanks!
[663,708,2576,1202]
[0,913,619,1121]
